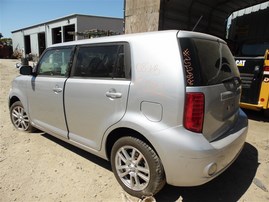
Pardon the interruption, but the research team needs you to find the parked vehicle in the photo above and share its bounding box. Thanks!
[234,42,269,116]
[9,30,248,198]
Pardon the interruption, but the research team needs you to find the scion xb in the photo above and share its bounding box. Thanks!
[9,30,248,198]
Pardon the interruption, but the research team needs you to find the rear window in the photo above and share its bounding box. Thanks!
[180,38,240,86]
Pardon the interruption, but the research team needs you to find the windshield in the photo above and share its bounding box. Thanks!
[180,38,240,86]
[241,42,269,57]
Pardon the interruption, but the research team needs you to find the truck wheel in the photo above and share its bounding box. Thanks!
[264,109,269,118]
[111,136,166,198]
[10,101,34,132]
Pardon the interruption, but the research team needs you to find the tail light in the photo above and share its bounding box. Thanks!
[264,66,269,72]
[184,93,204,133]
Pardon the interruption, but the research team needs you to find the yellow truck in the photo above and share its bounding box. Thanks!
[235,43,269,116]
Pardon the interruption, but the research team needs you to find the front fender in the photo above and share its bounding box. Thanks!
[9,76,31,119]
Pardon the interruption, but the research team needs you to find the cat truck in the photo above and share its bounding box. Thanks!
[235,47,269,116]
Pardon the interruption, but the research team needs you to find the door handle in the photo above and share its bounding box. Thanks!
[53,87,63,93]
[106,89,122,99]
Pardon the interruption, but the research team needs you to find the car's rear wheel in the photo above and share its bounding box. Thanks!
[10,101,34,132]
[111,136,166,198]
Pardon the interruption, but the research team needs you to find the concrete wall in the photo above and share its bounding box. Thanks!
[12,32,24,53]
[125,0,161,34]
[12,26,46,57]
[30,34,38,56]
[124,0,226,36]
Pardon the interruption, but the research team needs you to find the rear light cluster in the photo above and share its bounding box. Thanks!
[264,66,269,72]
[184,93,205,133]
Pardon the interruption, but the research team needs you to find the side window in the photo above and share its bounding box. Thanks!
[37,47,72,76]
[73,44,129,79]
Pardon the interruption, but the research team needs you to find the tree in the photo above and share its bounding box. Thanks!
[0,38,12,46]
[0,33,3,39]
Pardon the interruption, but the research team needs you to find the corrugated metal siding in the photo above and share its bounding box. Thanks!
[159,0,269,38]
[228,7,269,42]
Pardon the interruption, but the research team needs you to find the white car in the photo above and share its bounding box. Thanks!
[9,30,248,198]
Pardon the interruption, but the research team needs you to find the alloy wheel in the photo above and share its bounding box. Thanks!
[115,145,150,191]
[11,105,30,131]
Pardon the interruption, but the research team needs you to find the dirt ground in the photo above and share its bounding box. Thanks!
[0,59,269,202]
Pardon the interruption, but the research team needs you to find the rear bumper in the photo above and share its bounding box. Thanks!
[240,102,264,111]
[152,109,248,186]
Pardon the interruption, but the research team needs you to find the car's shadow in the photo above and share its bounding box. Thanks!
[41,134,258,202]
[41,133,111,171]
[242,108,269,122]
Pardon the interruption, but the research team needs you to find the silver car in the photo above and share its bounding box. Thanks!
[9,30,248,198]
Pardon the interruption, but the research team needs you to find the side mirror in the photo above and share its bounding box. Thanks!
[15,63,21,68]
[20,65,33,75]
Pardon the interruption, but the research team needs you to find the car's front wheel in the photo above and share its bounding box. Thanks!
[10,101,34,132]
[111,136,166,198]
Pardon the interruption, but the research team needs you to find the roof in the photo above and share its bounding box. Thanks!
[49,30,224,48]
[160,0,269,38]
[11,14,123,33]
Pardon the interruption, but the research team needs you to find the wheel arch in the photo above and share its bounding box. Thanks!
[105,127,158,161]
[9,96,20,108]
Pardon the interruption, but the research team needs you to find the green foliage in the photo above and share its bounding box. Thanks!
[76,29,119,39]
[0,38,12,46]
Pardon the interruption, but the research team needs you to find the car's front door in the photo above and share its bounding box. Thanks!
[64,43,131,150]
[27,47,73,138]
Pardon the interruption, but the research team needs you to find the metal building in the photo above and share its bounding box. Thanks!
[12,14,123,57]
[228,3,269,42]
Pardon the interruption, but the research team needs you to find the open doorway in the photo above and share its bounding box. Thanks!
[52,27,62,44]
[24,35,31,54]
[38,32,46,56]
[63,24,75,42]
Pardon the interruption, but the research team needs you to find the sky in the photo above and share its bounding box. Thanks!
[0,0,124,38]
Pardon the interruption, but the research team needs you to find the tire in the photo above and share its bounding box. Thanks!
[10,101,34,132]
[264,109,269,118]
[111,136,166,198]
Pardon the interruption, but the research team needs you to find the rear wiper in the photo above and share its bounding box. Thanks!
[222,76,241,90]
[207,40,222,84]
[222,76,240,83]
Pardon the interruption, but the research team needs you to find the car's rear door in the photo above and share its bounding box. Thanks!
[64,43,131,150]
[179,35,242,142]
